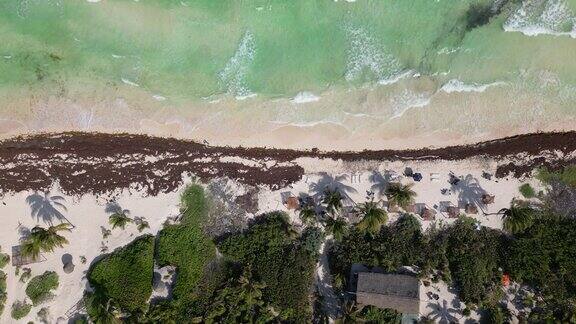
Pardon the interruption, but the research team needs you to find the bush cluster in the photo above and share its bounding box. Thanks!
[25,271,59,305]
[87,234,155,313]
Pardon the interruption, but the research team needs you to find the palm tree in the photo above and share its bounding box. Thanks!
[21,223,72,260]
[337,300,362,323]
[325,216,347,241]
[134,217,150,232]
[323,188,343,215]
[501,203,536,234]
[109,213,132,230]
[385,182,416,209]
[356,199,388,236]
[238,269,266,307]
[26,192,74,227]
[299,206,317,225]
[106,202,133,230]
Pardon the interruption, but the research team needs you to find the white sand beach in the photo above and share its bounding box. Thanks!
[0,154,542,323]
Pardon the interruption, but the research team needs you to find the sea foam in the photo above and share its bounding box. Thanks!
[291,92,320,104]
[218,31,256,99]
[344,24,402,83]
[504,0,576,38]
[441,79,506,93]
[390,89,432,119]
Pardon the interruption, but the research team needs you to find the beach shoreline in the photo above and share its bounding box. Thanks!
[0,130,575,196]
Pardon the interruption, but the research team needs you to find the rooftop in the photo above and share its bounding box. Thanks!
[356,272,420,314]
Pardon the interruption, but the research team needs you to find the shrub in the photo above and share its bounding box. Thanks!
[0,271,6,317]
[0,253,9,269]
[301,226,325,257]
[26,271,59,305]
[11,300,31,320]
[218,212,317,320]
[155,185,215,305]
[538,166,576,188]
[87,234,154,314]
[519,183,536,198]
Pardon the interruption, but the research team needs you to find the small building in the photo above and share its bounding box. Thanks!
[355,272,420,314]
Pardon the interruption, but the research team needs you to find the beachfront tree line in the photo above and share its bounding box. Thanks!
[325,171,576,322]
[22,166,576,323]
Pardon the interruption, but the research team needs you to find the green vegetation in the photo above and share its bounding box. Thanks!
[330,214,505,304]
[519,183,536,198]
[385,182,417,209]
[0,271,6,317]
[25,271,59,305]
[538,166,576,188]
[217,212,317,321]
[501,202,537,234]
[11,300,31,320]
[87,234,154,314]
[0,253,9,269]
[21,223,72,260]
[194,267,279,323]
[155,185,216,310]
[506,214,576,320]
[356,199,388,236]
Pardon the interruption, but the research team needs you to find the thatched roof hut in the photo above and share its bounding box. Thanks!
[482,194,495,205]
[285,196,300,210]
[465,203,479,214]
[447,206,460,218]
[356,273,420,314]
[420,207,436,221]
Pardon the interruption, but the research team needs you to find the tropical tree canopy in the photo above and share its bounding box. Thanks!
[109,212,133,230]
[356,200,388,236]
[323,189,343,215]
[502,202,536,234]
[299,206,317,225]
[325,217,347,241]
[21,223,72,260]
[385,183,416,209]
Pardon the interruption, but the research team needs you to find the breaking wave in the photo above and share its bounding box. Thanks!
[344,25,402,83]
[504,0,576,38]
[441,79,506,93]
[218,31,256,99]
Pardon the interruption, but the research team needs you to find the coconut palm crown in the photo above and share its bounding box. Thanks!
[501,201,536,234]
[356,199,388,236]
[323,188,343,215]
[299,205,317,225]
[21,223,72,260]
[106,202,133,230]
[385,182,416,209]
[109,212,133,230]
[325,216,347,241]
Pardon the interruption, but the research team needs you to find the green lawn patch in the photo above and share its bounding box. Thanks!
[87,234,154,314]
[25,271,59,305]
[155,184,216,305]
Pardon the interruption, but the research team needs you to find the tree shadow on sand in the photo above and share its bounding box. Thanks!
[369,170,396,198]
[450,174,487,212]
[309,173,358,206]
[105,201,130,216]
[427,300,460,324]
[26,192,73,227]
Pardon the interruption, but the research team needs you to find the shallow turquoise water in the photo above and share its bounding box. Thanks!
[0,0,575,102]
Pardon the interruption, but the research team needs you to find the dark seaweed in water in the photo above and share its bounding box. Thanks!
[466,0,510,30]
